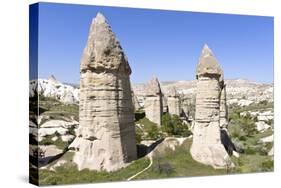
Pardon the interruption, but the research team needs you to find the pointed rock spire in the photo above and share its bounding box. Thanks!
[48,74,56,81]
[167,87,180,116]
[168,87,179,97]
[146,76,162,96]
[94,12,107,24]
[144,76,163,126]
[191,44,233,169]
[71,13,137,172]
[201,44,213,57]
[81,12,131,74]
[196,44,222,77]
[48,74,59,83]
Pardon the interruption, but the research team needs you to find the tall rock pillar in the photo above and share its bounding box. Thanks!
[144,77,163,126]
[190,44,232,168]
[167,87,181,116]
[70,13,137,171]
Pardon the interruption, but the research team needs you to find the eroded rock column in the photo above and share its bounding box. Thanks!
[144,77,163,126]
[167,87,181,116]
[190,44,233,168]
[69,13,137,171]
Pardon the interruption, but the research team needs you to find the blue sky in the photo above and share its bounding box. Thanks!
[35,2,274,84]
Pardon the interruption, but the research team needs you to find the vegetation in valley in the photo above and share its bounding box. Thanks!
[34,97,273,185]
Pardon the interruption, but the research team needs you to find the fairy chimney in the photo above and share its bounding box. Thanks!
[190,44,233,168]
[167,87,181,116]
[69,13,137,171]
[144,76,163,126]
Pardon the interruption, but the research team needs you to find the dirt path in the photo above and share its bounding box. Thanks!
[127,155,153,181]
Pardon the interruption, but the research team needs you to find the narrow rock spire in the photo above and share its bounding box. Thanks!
[191,45,233,169]
[167,87,181,116]
[70,13,137,171]
[81,12,131,74]
[144,76,163,126]
[196,44,222,78]
[201,43,213,57]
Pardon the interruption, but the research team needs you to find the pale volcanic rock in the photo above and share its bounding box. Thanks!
[61,135,75,142]
[162,96,168,113]
[29,77,79,104]
[255,121,271,132]
[69,13,137,171]
[144,77,163,126]
[196,44,223,78]
[40,120,78,129]
[39,127,68,137]
[132,89,141,112]
[167,87,181,116]
[268,147,274,156]
[260,134,273,143]
[220,84,228,128]
[190,44,233,169]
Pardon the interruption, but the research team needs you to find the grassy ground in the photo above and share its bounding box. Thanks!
[135,139,227,180]
[37,134,273,185]
[35,97,273,185]
[39,135,74,150]
[39,157,150,185]
[39,95,79,120]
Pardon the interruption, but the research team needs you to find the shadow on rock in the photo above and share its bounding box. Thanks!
[220,129,237,155]
[137,138,164,158]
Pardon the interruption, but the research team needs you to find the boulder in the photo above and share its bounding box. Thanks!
[61,135,75,142]
[268,146,274,156]
[260,135,273,143]
[255,121,271,132]
[40,120,78,129]
[39,127,68,137]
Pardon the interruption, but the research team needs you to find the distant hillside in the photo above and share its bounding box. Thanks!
[30,77,273,106]
[132,79,273,106]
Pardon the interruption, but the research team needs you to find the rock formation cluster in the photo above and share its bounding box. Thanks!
[190,44,233,168]
[69,13,137,171]
[144,77,163,126]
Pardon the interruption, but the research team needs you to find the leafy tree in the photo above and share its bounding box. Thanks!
[161,114,191,137]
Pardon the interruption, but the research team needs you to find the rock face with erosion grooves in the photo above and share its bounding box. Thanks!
[144,77,163,126]
[220,84,228,128]
[167,87,181,116]
[132,89,141,112]
[190,44,233,168]
[69,13,137,171]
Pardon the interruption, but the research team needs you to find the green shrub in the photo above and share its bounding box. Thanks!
[161,114,191,137]
[261,160,274,171]
[135,117,163,140]
[231,137,245,153]
[229,112,256,138]
[240,116,257,137]
[135,126,142,144]
[147,125,162,140]
[244,146,256,155]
